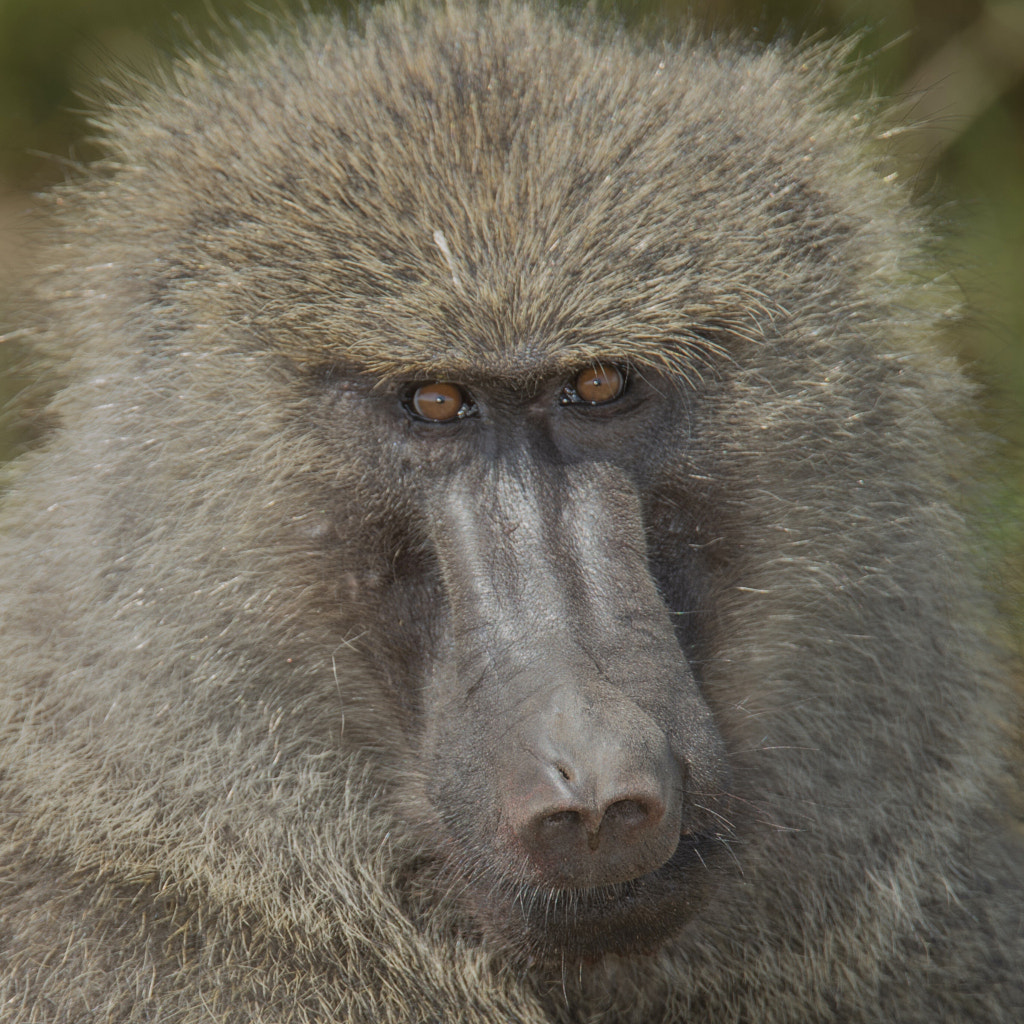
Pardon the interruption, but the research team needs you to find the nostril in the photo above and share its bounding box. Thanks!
[604,797,665,831]
[540,809,580,829]
[528,794,667,852]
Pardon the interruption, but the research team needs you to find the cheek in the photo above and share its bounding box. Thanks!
[355,555,449,730]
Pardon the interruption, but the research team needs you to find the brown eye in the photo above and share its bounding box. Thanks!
[573,363,626,405]
[409,382,469,422]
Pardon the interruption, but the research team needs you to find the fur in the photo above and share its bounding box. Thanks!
[0,2,1021,1021]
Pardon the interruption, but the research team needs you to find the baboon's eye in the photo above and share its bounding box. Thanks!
[561,363,627,406]
[405,382,475,422]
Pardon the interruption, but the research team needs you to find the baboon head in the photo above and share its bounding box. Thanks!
[15,0,998,981]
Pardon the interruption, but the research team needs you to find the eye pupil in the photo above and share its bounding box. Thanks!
[410,382,466,421]
[574,363,625,404]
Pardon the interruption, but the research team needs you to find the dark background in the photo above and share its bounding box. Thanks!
[1,0,1022,599]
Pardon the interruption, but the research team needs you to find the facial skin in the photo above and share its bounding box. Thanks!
[335,362,732,958]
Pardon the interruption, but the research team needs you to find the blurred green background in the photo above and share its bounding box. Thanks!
[1,0,1022,529]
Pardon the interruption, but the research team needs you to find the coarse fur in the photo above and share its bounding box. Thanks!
[0,1,1021,1021]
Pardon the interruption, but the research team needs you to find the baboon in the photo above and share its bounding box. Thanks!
[0,1,1021,1021]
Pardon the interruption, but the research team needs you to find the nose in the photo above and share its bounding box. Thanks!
[505,693,684,887]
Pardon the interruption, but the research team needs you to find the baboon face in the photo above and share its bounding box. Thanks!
[321,356,732,960]
[120,2,787,961]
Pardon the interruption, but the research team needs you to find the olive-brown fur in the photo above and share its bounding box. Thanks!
[1,2,1021,1021]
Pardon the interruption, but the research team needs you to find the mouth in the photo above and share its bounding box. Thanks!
[468,831,727,963]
